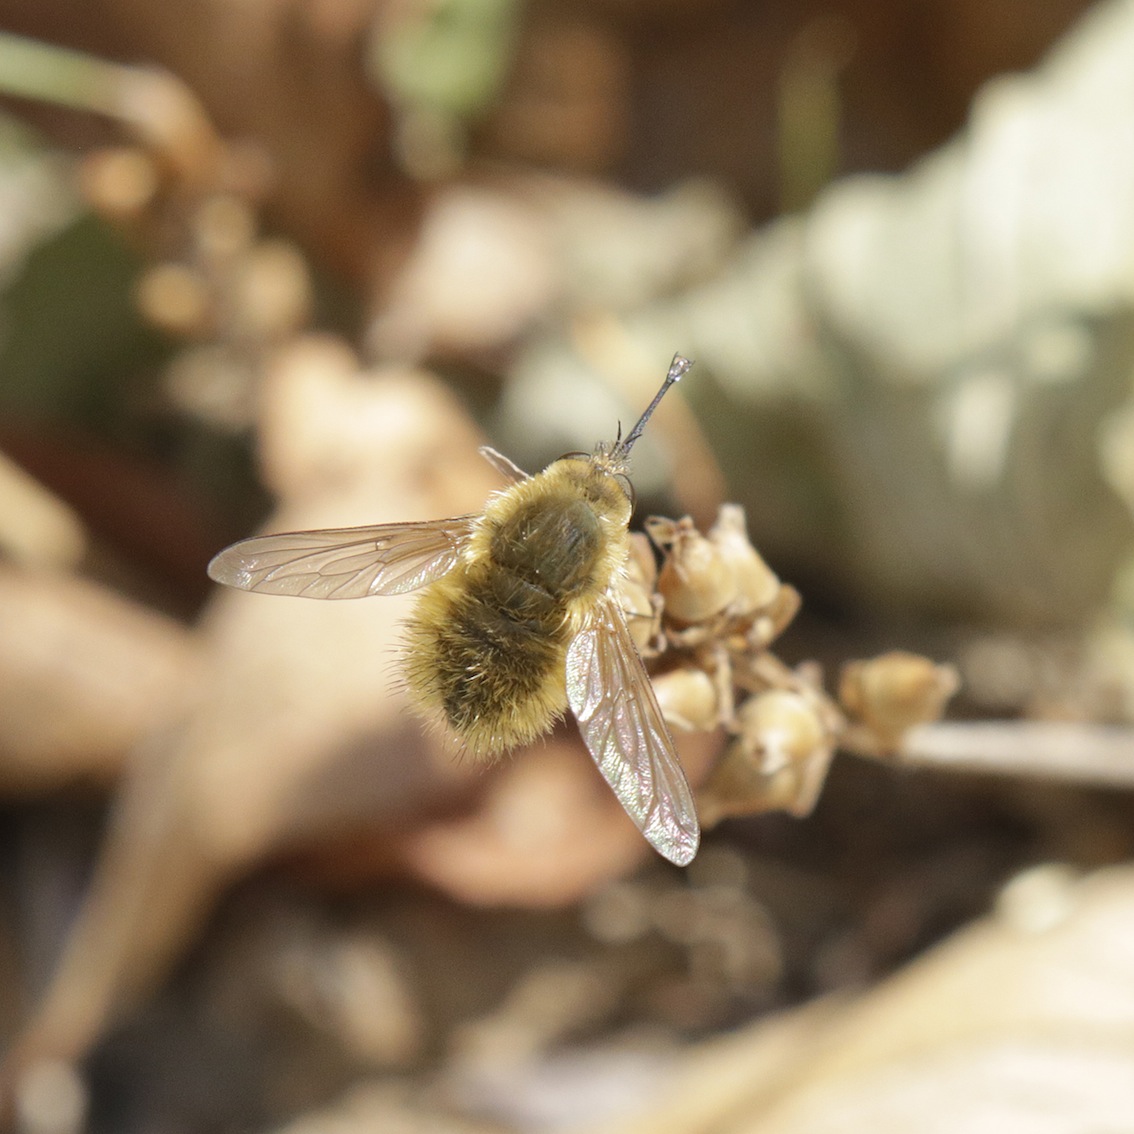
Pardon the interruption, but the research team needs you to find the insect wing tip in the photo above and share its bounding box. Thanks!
[206,547,247,589]
[658,828,699,867]
[646,804,700,866]
[566,599,702,869]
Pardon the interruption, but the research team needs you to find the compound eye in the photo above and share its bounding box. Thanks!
[615,472,636,509]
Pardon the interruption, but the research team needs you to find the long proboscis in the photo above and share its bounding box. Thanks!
[613,353,694,459]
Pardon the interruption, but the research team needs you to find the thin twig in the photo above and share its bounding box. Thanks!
[881,720,1134,788]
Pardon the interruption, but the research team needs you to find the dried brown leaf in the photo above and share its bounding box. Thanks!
[0,567,199,793]
[594,864,1134,1134]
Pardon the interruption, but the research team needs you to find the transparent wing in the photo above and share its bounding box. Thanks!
[479,445,530,484]
[566,594,701,865]
[207,516,476,599]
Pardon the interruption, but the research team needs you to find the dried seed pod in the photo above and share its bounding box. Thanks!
[708,504,780,621]
[839,651,960,754]
[78,146,161,221]
[652,665,720,732]
[737,689,829,773]
[193,192,257,264]
[135,261,213,335]
[745,583,803,650]
[619,532,662,655]
[626,530,657,591]
[164,345,257,432]
[698,689,833,823]
[648,515,737,625]
[227,238,313,342]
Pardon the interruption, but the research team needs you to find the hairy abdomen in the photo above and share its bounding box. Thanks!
[403,492,604,755]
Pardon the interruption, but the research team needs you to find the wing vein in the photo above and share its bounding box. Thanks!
[208,516,477,599]
[566,595,700,865]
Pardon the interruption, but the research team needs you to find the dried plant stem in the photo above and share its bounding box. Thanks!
[879,720,1134,788]
[0,31,134,116]
[0,31,220,178]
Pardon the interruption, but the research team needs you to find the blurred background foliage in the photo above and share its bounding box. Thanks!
[1,1,1134,1132]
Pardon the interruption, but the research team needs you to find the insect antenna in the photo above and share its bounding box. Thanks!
[612,353,694,460]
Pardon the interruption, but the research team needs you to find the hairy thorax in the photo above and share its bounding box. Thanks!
[403,456,632,755]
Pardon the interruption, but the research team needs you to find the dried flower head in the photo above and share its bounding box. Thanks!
[698,689,835,823]
[648,515,738,625]
[839,651,961,755]
[708,504,781,622]
[638,507,958,826]
[618,532,664,657]
[652,665,721,733]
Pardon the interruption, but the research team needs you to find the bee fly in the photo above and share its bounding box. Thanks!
[208,354,700,865]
